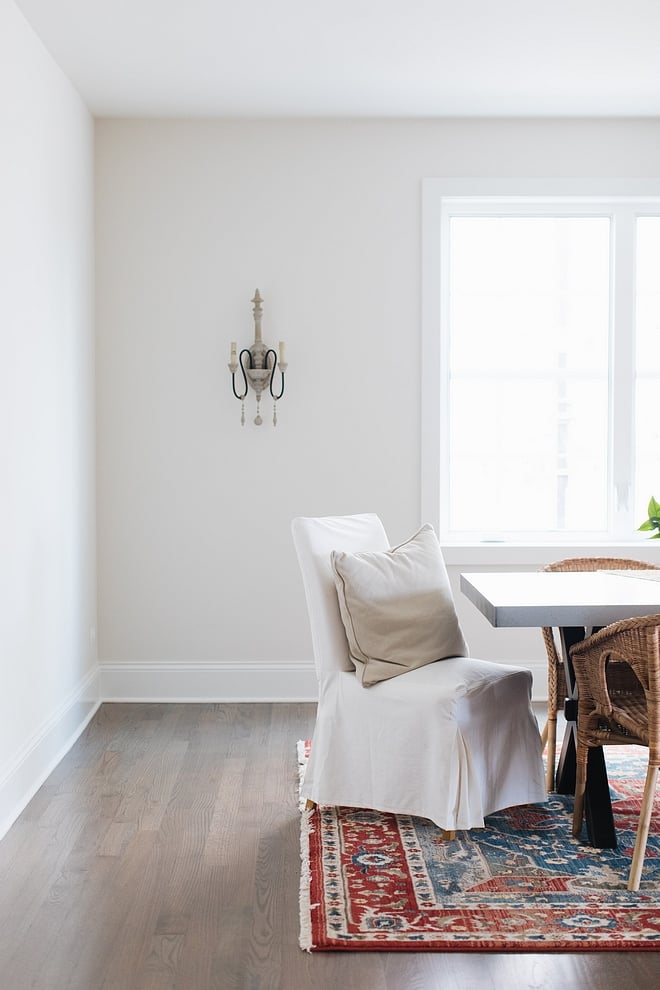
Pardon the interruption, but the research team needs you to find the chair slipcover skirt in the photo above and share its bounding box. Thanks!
[303,659,545,830]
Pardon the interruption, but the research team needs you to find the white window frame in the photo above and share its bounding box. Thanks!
[421,178,660,562]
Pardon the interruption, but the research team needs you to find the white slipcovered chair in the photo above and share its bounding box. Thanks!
[292,513,546,830]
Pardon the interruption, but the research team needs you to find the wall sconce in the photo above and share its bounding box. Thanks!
[228,289,287,426]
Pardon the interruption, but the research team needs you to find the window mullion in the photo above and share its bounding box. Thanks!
[611,207,636,539]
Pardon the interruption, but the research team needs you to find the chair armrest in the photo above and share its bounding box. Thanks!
[570,614,660,713]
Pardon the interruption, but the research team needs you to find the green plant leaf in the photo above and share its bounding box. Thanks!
[638,495,660,537]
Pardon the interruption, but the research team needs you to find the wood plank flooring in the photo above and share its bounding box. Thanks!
[0,702,658,989]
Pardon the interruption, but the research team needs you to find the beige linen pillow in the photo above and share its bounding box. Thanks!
[330,523,468,687]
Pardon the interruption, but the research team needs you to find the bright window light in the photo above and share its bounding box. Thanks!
[422,181,660,544]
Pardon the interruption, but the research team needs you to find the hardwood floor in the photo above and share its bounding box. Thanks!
[0,702,658,989]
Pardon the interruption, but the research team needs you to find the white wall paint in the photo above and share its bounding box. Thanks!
[0,0,97,834]
[95,117,660,701]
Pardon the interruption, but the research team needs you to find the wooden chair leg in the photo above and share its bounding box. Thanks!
[440,830,456,840]
[545,716,557,792]
[628,765,658,891]
[305,799,316,811]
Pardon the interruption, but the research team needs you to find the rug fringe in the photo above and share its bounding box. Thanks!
[299,804,316,952]
[297,740,317,952]
[296,738,307,811]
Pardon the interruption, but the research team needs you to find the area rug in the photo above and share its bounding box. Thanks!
[298,740,660,951]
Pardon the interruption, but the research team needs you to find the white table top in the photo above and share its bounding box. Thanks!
[460,569,660,628]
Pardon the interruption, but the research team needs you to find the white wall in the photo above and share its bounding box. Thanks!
[0,0,97,835]
[95,117,660,701]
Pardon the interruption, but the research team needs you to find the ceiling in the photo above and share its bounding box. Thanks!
[14,0,660,118]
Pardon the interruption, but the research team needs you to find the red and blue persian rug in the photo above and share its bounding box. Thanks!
[298,741,660,951]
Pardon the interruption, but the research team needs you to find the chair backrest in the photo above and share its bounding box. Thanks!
[543,557,660,574]
[291,513,390,677]
[540,555,660,670]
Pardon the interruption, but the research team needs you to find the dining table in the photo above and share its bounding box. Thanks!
[459,567,660,849]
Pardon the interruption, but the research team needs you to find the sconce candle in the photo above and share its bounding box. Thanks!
[228,290,287,426]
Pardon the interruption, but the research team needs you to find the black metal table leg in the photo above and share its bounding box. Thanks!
[584,747,617,848]
[554,627,583,796]
[554,626,617,848]
[555,696,577,796]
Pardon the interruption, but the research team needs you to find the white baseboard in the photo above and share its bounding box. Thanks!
[99,660,319,702]
[0,666,101,841]
[99,659,547,702]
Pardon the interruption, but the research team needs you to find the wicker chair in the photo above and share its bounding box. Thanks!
[541,557,660,793]
[570,613,660,890]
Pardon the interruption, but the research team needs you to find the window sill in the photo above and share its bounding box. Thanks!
[441,540,660,568]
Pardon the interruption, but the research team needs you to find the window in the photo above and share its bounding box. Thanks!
[636,217,660,519]
[421,180,660,544]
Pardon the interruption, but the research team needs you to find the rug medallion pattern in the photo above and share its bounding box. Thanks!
[299,742,660,951]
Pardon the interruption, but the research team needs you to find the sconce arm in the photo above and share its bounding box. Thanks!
[229,349,252,400]
[266,348,286,400]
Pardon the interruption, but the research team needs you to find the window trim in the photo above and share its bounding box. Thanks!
[421,177,660,549]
